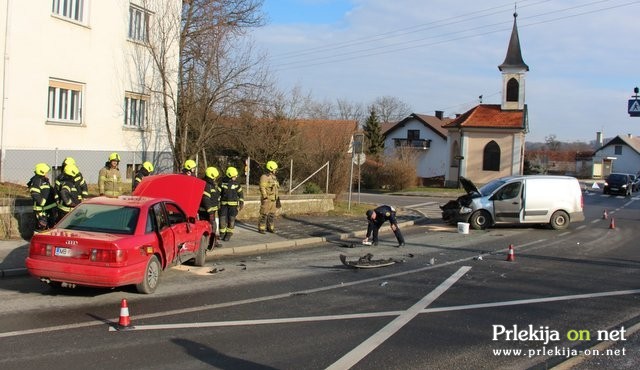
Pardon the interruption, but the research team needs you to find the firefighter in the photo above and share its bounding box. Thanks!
[182,159,197,176]
[132,161,154,191]
[55,157,88,202]
[98,152,123,197]
[219,166,244,241]
[363,205,405,247]
[56,164,80,222]
[27,163,57,231]
[199,166,221,249]
[258,160,280,234]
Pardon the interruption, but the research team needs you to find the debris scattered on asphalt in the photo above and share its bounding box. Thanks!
[380,281,388,287]
[474,255,484,260]
[208,267,225,274]
[429,257,436,265]
[340,253,396,269]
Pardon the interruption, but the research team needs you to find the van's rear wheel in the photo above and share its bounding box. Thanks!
[549,210,569,230]
[469,210,491,230]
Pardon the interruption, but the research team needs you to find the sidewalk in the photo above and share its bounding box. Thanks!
[0,209,426,279]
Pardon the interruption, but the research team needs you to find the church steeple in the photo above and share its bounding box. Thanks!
[499,12,528,111]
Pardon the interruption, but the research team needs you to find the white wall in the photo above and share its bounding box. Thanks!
[383,118,447,179]
[0,0,180,183]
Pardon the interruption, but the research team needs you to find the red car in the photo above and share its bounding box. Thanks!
[26,174,212,294]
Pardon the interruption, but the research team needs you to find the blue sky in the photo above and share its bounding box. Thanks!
[254,0,640,143]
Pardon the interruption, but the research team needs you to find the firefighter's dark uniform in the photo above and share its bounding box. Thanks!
[132,167,150,191]
[219,171,243,241]
[27,172,56,231]
[199,176,221,248]
[56,175,80,222]
[365,205,405,247]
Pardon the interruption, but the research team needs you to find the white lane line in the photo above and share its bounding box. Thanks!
[107,288,640,332]
[407,201,439,207]
[325,266,471,370]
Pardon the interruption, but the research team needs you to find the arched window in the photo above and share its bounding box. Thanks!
[483,141,500,171]
[451,140,460,167]
[506,78,519,102]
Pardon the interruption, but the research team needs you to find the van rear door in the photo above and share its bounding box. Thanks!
[492,181,523,223]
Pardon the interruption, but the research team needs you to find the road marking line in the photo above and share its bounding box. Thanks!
[326,266,471,370]
[105,288,640,332]
[407,201,439,207]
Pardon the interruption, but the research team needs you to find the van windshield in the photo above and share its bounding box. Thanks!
[479,179,506,196]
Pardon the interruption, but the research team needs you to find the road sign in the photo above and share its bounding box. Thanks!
[628,99,640,117]
[353,153,366,165]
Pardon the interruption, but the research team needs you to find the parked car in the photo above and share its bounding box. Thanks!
[628,174,639,192]
[603,173,632,196]
[440,175,585,230]
[26,174,212,294]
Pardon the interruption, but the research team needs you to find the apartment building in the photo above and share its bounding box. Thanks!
[0,0,181,184]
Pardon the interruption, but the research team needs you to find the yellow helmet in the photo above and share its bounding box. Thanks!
[266,160,278,172]
[183,159,196,171]
[205,167,219,180]
[64,164,79,177]
[34,163,50,176]
[109,152,121,162]
[142,161,154,173]
[226,166,238,178]
[63,157,75,166]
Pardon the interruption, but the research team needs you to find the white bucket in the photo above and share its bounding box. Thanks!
[457,222,470,234]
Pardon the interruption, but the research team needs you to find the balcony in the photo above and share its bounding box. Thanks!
[393,138,432,150]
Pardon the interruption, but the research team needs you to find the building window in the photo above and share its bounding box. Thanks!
[506,78,519,102]
[407,130,420,140]
[51,0,85,23]
[47,79,83,124]
[483,141,501,171]
[124,93,148,128]
[614,145,623,155]
[128,5,149,42]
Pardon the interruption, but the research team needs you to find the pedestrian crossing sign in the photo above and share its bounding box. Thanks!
[628,99,640,117]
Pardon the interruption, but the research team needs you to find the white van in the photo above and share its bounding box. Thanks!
[440,175,585,230]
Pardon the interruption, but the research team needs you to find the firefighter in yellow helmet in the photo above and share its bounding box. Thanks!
[55,157,88,203]
[27,163,56,231]
[132,161,154,191]
[182,159,197,176]
[57,164,81,221]
[219,166,244,241]
[199,166,221,249]
[258,160,280,234]
[99,152,123,197]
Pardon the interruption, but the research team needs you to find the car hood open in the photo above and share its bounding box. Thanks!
[132,174,205,218]
[459,176,480,195]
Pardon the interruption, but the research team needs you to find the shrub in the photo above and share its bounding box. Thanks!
[303,182,323,194]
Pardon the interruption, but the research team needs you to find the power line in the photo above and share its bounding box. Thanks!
[268,0,640,73]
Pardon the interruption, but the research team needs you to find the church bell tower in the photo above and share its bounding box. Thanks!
[498,12,529,111]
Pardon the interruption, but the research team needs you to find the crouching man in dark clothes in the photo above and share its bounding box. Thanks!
[363,205,405,247]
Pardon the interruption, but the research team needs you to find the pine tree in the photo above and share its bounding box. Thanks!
[363,109,384,156]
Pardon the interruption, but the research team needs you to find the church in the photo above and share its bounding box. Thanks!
[443,13,529,187]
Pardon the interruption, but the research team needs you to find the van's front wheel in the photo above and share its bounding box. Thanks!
[549,210,569,230]
[469,210,491,230]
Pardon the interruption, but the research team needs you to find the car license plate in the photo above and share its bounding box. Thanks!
[54,247,72,257]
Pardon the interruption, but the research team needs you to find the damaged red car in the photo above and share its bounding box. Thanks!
[26,174,212,294]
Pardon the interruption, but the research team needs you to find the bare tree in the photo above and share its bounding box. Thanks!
[370,95,412,123]
[336,98,365,123]
[176,0,267,169]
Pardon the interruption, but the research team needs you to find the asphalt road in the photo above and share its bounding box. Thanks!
[0,191,638,369]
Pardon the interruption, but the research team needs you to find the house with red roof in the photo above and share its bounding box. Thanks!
[443,13,529,187]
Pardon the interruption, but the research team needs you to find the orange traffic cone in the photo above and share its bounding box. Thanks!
[602,209,608,219]
[609,217,615,229]
[506,244,515,262]
[118,298,132,329]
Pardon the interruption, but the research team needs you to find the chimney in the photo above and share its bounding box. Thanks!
[628,133,633,139]
[596,131,603,146]
[435,110,444,120]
